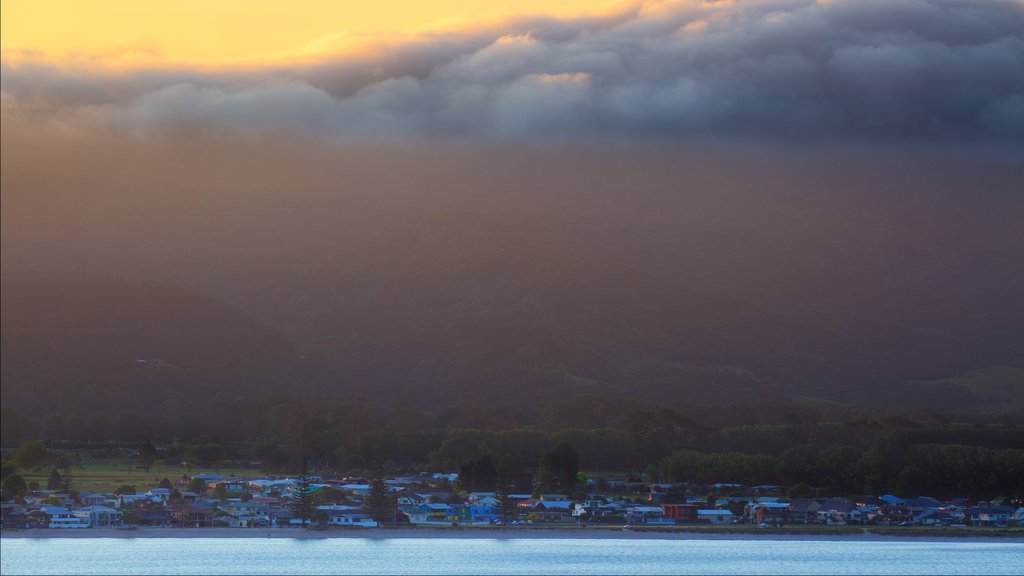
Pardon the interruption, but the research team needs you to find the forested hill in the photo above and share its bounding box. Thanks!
[2,146,1023,415]
[0,279,301,415]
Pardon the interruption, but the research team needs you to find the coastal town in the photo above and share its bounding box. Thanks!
[2,468,1021,532]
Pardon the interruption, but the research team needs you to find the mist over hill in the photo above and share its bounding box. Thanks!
[2,135,1022,415]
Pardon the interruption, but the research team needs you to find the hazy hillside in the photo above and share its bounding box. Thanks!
[2,141,1022,414]
[1,279,300,415]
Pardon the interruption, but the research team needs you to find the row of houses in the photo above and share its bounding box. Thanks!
[2,472,1021,530]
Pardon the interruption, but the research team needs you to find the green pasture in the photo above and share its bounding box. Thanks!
[21,459,261,493]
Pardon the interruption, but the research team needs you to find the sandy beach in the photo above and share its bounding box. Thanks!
[3,526,1021,543]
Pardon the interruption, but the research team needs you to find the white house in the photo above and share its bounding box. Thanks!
[328,512,378,527]
[626,505,670,525]
[38,506,90,528]
[697,510,735,525]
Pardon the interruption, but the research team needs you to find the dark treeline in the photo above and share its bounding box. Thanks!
[2,394,1022,499]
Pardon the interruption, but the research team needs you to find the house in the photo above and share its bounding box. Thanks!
[145,488,173,502]
[875,506,914,525]
[750,502,789,524]
[212,480,247,492]
[404,503,456,525]
[218,501,264,518]
[75,506,123,528]
[697,510,734,525]
[788,498,821,524]
[879,495,905,506]
[329,512,378,527]
[965,506,1012,527]
[37,506,90,528]
[118,493,161,507]
[625,506,671,525]
[662,503,700,523]
[25,491,74,506]
[167,503,213,527]
[814,499,858,525]
[468,492,499,506]
[338,484,371,497]
[520,500,573,522]
[1011,507,1024,527]
[455,504,501,525]
[217,514,268,528]
[396,492,426,508]
[135,509,173,526]
[78,492,113,507]
[920,510,955,526]
[1,503,32,530]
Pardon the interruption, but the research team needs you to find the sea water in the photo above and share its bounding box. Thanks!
[2,537,1021,575]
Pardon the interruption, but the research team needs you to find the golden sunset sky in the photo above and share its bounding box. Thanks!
[1,0,620,65]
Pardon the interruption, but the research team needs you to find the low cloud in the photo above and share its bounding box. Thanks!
[2,0,1023,142]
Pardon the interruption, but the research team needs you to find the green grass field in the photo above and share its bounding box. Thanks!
[919,366,1024,412]
[22,460,261,493]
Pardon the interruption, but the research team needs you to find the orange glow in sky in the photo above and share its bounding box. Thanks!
[1,0,622,66]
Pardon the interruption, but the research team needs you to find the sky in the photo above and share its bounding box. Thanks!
[0,0,619,65]
[3,0,1023,143]
[2,0,1023,406]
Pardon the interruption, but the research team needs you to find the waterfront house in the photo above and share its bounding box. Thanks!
[662,503,700,523]
[404,503,456,525]
[37,506,90,528]
[329,511,378,527]
[75,505,123,528]
[750,501,789,524]
[625,505,670,525]
[167,503,213,527]
[697,510,734,525]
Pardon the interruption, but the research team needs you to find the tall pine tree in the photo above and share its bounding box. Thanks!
[366,470,394,526]
[60,466,73,493]
[494,479,515,524]
[290,457,314,526]
[47,468,62,491]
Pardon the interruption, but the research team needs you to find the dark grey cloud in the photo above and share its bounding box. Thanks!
[2,0,1023,142]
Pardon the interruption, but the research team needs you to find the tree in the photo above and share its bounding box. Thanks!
[159,478,173,490]
[787,482,814,499]
[114,485,136,496]
[2,474,28,497]
[290,457,314,526]
[13,441,49,471]
[776,444,820,486]
[366,470,394,526]
[138,440,158,471]
[1,460,17,481]
[459,455,499,493]
[539,442,580,494]
[47,468,63,491]
[473,455,498,492]
[894,466,928,498]
[494,479,516,524]
[187,477,207,494]
[60,466,74,492]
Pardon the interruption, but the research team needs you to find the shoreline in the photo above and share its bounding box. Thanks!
[3,527,1021,543]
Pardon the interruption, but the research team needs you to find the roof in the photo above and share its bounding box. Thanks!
[698,510,734,516]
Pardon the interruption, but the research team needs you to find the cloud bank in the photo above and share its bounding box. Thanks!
[3,0,1024,142]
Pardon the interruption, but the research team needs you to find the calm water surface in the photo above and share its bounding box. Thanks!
[2,537,1022,575]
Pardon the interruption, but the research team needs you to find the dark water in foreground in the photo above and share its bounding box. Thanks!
[2,537,1022,575]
